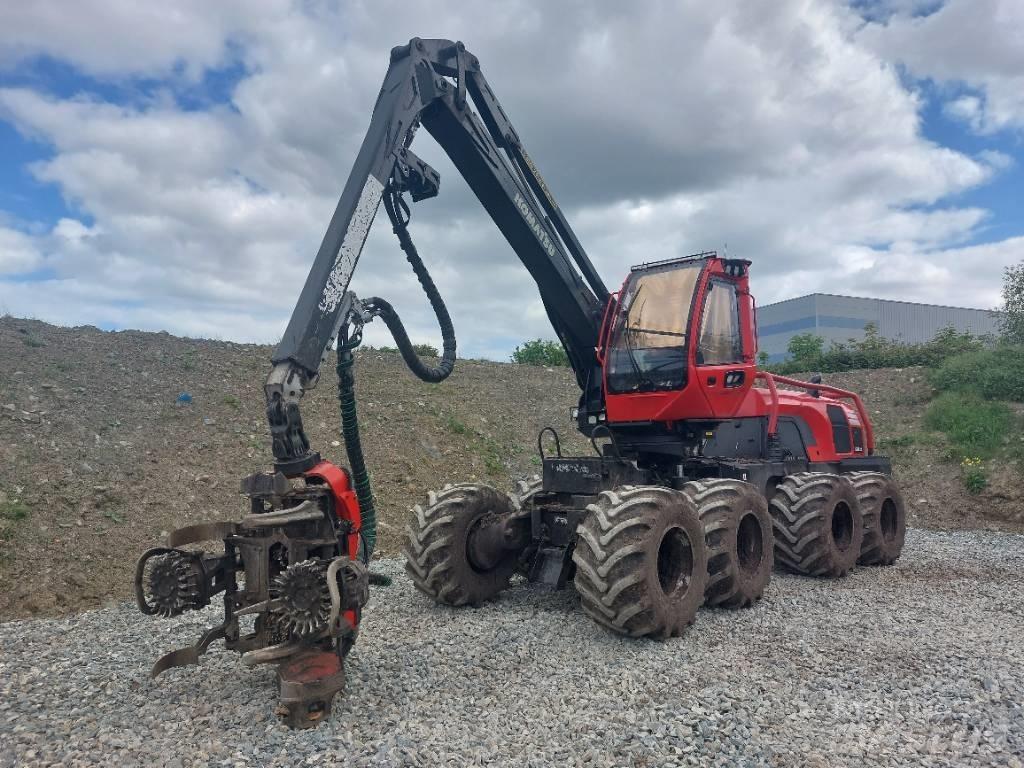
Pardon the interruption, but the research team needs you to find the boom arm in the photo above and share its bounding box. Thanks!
[266,38,609,472]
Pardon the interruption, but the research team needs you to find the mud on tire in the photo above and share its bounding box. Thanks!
[404,483,519,606]
[847,472,906,566]
[682,479,773,608]
[572,486,708,639]
[770,473,863,577]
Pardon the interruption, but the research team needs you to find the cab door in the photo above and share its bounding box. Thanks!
[693,278,754,417]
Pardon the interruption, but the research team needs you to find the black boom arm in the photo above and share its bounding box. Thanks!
[266,38,609,472]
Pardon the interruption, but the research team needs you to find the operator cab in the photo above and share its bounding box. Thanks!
[601,253,756,424]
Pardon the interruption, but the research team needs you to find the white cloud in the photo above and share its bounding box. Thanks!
[0,226,41,274]
[858,0,1024,133]
[0,1,271,79]
[0,0,1019,359]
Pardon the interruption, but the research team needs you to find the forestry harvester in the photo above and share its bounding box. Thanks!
[134,38,906,727]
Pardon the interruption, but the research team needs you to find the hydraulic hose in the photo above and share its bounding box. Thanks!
[336,331,376,560]
[366,185,456,383]
[334,182,456,561]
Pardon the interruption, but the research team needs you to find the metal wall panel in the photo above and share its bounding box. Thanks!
[757,293,1002,361]
[755,295,817,359]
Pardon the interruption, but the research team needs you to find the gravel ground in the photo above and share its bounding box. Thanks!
[2,529,1022,768]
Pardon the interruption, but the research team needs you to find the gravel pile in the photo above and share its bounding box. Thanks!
[2,528,1022,767]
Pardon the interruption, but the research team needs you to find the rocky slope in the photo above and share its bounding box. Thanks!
[1,316,1021,619]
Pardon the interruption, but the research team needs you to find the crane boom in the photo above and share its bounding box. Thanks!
[272,38,607,382]
[265,38,611,475]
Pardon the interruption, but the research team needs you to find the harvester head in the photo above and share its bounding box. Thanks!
[133,460,369,729]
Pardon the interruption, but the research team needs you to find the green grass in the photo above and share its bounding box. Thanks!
[0,498,30,547]
[960,458,988,494]
[1,499,29,522]
[47,360,72,375]
[481,440,506,476]
[877,433,919,451]
[924,392,1013,460]
[22,336,45,348]
[223,394,241,409]
[443,414,471,436]
[930,345,1024,402]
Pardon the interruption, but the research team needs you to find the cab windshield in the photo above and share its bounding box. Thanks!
[606,262,702,394]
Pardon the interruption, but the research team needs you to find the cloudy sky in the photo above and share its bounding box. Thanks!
[0,0,1021,359]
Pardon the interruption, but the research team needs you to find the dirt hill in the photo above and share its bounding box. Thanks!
[2,316,1022,620]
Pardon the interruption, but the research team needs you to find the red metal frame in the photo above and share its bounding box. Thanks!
[304,460,363,631]
[595,290,619,366]
[755,371,874,453]
[305,460,362,559]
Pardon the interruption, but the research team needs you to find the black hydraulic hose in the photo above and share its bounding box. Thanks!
[366,186,456,383]
[336,332,376,560]
[333,183,456,561]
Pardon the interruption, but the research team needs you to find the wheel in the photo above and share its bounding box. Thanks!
[512,475,542,577]
[572,486,708,638]
[769,473,863,577]
[513,474,543,508]
[847,472,906,565]
[404,483,520,606]
[682,479,773,608]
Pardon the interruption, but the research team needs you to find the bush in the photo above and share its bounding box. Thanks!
[412,343,439,358]
[929,345,1024,402]
[999,261,1024,344]
[960,457,988,494]
[923,391,1012,459]
[787,333,824,366]
[511,339,569,367]
[768,324,985,375]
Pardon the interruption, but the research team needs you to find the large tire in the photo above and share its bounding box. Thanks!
[572,486,708,639]
[682,479,773,608]
[513,475,543,509]
[770,473,863,577]
[512,475,543,576]
[847,472,906,566]
[404,483,519,606]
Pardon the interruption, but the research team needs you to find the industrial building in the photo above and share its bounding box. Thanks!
[757,293,1001,362]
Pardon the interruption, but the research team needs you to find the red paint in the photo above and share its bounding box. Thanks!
[599,254,876,463]
[305,460,363,630]
[304,460,362,562]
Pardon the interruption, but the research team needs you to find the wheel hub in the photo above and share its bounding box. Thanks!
[831,501,854,551]
[736,512,764,575]
[656,526,693,598]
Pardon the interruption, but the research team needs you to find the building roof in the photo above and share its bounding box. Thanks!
[761,292,999,314]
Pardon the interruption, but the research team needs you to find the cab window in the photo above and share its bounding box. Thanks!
[697,281,742,365]
[605,262,702,393]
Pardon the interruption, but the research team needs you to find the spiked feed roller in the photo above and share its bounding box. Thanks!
[272,560,333,638]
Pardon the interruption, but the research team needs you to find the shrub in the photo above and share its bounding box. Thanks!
[929,345,1024,402]
[769,324,985,375]
[511,339,569,367]
[443,414,470,435]
[923,392,1012,459]
[787,333,824,366]
[960,457,988,494]
[412,343,439,358]
[999,261,1024,344]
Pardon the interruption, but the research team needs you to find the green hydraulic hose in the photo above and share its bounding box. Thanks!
[333,182,457,565]
[336,333,376,560]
